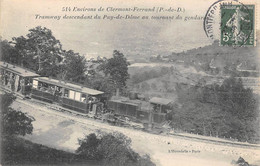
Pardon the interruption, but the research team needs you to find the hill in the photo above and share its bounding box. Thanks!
[159,30,260,76]
[130,66,224,100]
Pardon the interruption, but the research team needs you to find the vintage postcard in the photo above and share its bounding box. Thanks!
[0,0,259,166]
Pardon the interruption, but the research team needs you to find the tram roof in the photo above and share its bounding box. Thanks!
[149,97,173,105]
[34,77,104,95]
[0,61,39,77]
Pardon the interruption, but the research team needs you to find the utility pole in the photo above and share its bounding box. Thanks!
[148,104,153,131]
[36,45,42,72]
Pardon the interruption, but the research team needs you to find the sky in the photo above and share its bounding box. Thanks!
[1,0,259,59]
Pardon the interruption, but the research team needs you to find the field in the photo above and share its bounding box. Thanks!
[128,62,260,99]
[128,62,220,99]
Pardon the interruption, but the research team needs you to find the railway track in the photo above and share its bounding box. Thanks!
[12,97,259,150]
[167,133,260,149]
[2,88,259,150]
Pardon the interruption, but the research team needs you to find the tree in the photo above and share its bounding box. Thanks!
[13,26,64,77]
[100,50,130,90]
[85,72,116,98]
[76,133,101,160]
[59,50,87,83]
[97,132,135,166]
[1,93,34,136]
[76,132,155,166]
[0,38,20,64]
[175,76,259,142]
[217,77,258,119]
[1,93,16,110]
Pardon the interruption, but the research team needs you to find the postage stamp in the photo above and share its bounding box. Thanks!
[220,4,255,46]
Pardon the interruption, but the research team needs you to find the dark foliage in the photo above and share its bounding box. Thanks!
[100,50,130,89]
[1,93,16,110]
[76,132,156,166]
[2,27,131,97]
[1,26,89,85]
[3,108,34,136]
[1,93,34,136]
[2,135,154,166]
[173,77,259,142]
[0,38,20,64]
[1,137,101,166]
[85,72,117,98]
[13,26,64,77]
[59,50,87,83]
[76,133,101,160]
[231,157,253,166]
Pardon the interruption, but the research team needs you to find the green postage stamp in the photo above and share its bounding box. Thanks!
[220,4,255,46]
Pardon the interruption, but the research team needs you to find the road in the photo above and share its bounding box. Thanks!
[11,99,260,166]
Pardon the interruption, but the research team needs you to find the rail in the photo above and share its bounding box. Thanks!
[1,88,259,149]
[12,95,260,149]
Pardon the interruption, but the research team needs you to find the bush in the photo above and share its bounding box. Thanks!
[76,133,101,160]
[1,93,34,136]
[1,137,101,165]
[76,132,155,166]
[174,77,260,142]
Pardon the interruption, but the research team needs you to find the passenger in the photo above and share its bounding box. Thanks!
[59,90,63,96]
[20,78,25,93]
[54,89,61,96]
[10,77,15,91]
[17,81,21,92]
[49,86,55,94]
[14,76,19,92]
[59,88,64,96]
[4,74,9,85]
[54,89,58,96]
[88,97,93,102]
[0,75,4,85]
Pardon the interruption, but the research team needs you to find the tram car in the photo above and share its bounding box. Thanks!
[31,77,104,114]
[0,61,39,96]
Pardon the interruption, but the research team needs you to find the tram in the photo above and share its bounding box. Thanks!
[31,77,104,114]
[0,61,171,125]
[0,61,104,114]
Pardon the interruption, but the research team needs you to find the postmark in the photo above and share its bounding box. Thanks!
[204,0,256,46]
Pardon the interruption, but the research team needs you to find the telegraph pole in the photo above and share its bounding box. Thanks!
[36,45,42,72]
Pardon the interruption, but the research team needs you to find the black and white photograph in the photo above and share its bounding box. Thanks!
[0,0,259,165]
